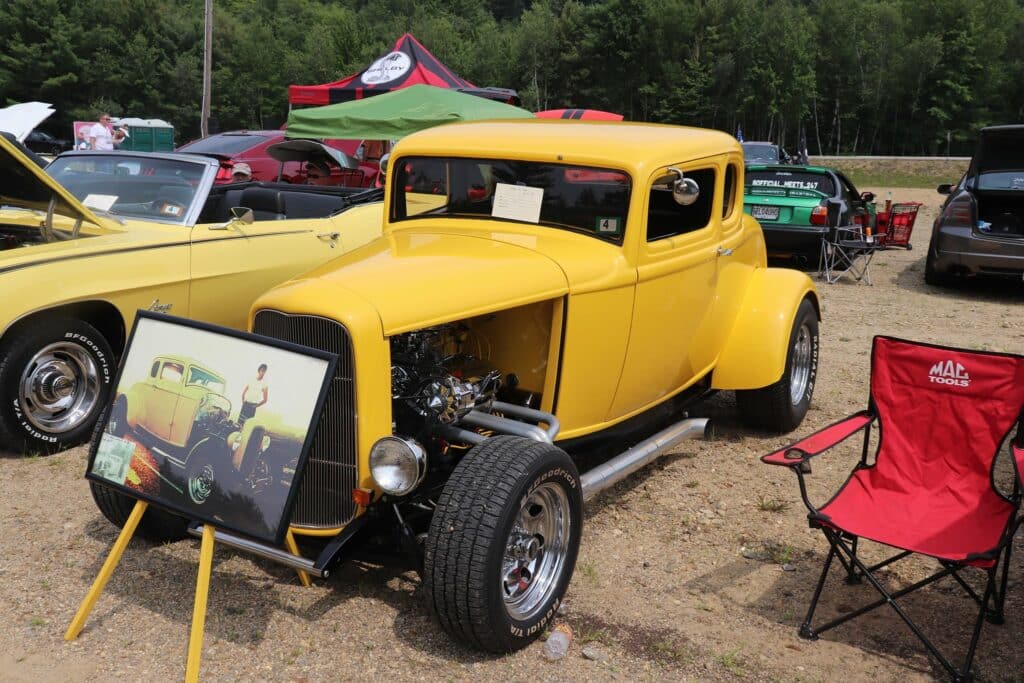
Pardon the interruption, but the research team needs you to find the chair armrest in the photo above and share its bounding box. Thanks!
[761,411,874,466]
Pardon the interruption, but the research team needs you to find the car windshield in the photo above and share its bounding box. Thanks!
[746,170,834,196]
[179,133,268,155]
[742,144,780,163]
[46,155,207,225]
[187,366,226,394]
[391,156,632,244]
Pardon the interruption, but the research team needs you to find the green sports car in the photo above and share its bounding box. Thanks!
[743,164,877,261]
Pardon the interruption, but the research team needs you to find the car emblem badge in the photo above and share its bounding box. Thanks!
[147,299,173,314]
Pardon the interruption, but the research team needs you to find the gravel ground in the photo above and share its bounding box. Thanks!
[2,187,1023,682]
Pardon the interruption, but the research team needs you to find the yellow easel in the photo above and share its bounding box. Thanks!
[66,499,311,682]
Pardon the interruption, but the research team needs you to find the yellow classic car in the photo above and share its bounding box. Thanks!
[92,120,820,652]
[0,136,382,454]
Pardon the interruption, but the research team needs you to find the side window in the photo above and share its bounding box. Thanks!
[150,361,160,378]
[722,164,738,219]
[837,173,859,202]
[159,362,184,383]
[647,167,716,242]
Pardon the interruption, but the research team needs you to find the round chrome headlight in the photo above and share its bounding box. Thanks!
[369,436,427,496]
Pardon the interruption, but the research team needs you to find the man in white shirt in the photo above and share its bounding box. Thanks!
[88,113,123,150]
[239,363,269,424]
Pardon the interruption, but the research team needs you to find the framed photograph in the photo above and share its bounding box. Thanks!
[87,312,337,546]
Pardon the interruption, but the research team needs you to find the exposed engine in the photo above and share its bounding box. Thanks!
[390,324,502,433]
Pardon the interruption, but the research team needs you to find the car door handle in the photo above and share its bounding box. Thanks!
[318,231,340,247]
[717,246,734,257]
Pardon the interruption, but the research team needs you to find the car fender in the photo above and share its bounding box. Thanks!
[711,268,819,390]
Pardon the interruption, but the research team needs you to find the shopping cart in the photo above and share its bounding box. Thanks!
[876,202,922,250]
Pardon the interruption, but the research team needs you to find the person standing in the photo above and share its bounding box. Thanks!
[88,113,124,151]
[239,363,269,424]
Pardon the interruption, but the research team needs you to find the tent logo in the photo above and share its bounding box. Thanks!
[928,359,971,387]
[362,51,413,85]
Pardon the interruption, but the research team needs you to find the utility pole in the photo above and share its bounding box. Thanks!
[200,0,212,137]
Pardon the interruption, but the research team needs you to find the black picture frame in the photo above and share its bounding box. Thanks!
[86,311,338,546]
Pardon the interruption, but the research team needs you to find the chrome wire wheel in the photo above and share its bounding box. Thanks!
[188,464,216,504]
[501,482,572,621]
[18,341,101,434]
[789,322,813,405]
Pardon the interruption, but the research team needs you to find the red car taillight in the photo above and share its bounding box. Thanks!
[215,163,234,182]
[941,194,975,229]
[810,205,828,226]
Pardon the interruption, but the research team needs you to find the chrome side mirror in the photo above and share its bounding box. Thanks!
[230,206,255,224]
[211,207,255,231]
[668,167,700,206]
[379,153,390,176]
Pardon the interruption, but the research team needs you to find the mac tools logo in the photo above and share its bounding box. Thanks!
[361,51,413,85]
[928,359,971,387]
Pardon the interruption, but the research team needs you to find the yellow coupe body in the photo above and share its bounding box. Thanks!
[249,120,820,533]
[0,136,382,453]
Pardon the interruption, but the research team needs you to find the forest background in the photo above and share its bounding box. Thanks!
[2,0,1023,155]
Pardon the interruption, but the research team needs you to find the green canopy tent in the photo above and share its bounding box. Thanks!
[285,84,534,140]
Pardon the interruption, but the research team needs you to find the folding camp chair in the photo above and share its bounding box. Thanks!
[818,199,884,284]
[762,337,1024,681]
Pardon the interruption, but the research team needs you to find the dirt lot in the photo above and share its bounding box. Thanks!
[1,187,1023,682]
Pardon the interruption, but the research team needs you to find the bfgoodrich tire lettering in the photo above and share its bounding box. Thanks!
[0,319,114,454]
[423,436,582,653]
[736,297,819,433]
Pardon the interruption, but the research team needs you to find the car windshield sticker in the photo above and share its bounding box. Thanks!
[492,183,544,224]
[91,434,136,485]
[159,203,183,217]
[751,179,821,190]
[83,194,118,211]
[595,217,621,235]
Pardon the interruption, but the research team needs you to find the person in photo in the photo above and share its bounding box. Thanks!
[239,363,269,424]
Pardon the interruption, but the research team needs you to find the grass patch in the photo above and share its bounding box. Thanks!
[768,543,795,565]
[717,648,749,676]
[576,560,598,582]
[816,156,967,190]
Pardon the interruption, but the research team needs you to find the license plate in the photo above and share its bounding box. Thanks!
[751,205,780,220]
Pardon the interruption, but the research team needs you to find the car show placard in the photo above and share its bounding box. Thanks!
[86,312,337,545]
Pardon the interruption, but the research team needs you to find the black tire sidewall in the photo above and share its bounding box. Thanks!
[0,320,115,453]
[485,451,582,649]
[781,298,819,427]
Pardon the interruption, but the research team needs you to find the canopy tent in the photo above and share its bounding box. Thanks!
[289,33,518,107]
[285,84,533,141]
[536,109,624,121]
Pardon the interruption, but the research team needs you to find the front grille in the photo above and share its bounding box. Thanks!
[253,309,357,528]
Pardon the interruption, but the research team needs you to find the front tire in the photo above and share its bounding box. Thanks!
[737,297,818,432]
[0,319,115,454]
[424,436,582,653]
[185,437,233,505]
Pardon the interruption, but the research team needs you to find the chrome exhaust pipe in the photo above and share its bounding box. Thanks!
[580,417,710,501]
[187,525,327,578]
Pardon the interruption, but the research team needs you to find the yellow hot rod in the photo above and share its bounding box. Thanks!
[92,120,820,653]
[0,137,382,454]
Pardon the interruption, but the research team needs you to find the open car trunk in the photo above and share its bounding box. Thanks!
[975,191,1024,237]
[972,125,1024,237]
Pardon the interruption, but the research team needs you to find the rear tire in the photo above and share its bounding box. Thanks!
[737,297,818,433]
[423,436,582,653]
[924,247,952,286]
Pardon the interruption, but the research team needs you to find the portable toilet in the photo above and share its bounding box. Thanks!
[112,117,174,152]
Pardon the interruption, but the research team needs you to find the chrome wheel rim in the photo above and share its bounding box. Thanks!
[18,341,100,434]
[501,482,571,621]
[189,464,215,504]
[789,323,813,405]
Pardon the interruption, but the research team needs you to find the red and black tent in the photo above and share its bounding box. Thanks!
[289,33,518,107]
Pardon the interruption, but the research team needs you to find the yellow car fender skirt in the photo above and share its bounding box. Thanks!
[711,269,819,391]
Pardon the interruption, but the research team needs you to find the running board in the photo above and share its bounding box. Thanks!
[579,417,710,501]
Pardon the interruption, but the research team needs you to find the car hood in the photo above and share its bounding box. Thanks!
[0,134,105,227]
[0,102,54,143]
[259,229,571,335]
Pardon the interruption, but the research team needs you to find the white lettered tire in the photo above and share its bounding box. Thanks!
[423,436,582,652]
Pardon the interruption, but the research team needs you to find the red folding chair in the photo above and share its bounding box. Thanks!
[762,336,1024,681]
